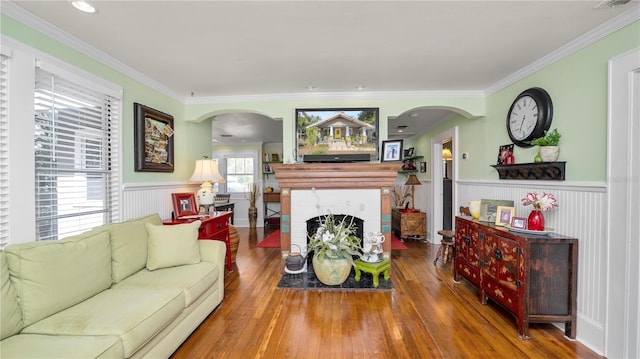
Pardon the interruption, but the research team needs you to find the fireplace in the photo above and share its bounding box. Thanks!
[270,163,402,260]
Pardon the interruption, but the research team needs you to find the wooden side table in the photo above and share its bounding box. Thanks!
[164,212,233,271]
[391,208,426,240]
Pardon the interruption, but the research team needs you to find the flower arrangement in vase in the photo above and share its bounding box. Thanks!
[307,214,363,285]
[521,192,558,231]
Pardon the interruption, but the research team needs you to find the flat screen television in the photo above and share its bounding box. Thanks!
[296,108,379,163]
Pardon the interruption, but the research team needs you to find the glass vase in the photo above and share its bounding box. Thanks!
[527,209,545,231]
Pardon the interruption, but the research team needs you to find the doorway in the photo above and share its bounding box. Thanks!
[430,127,458,243]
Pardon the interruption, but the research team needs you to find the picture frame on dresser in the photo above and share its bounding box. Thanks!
[495,206,515,226]
[172,193,198,218]
[511,216,527,229]
[479,199,514,223]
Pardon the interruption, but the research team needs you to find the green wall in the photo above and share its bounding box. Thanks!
[3,12,638,184]
[1,14,212,183]
[419,21,640,182]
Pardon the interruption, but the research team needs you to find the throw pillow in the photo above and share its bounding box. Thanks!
[146,221,202,270]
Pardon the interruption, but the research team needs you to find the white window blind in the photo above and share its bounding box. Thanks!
[0,54,9,247]
[34,67,120,241]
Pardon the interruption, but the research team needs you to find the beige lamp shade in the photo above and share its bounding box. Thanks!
[442,148,453,160]
[189,157,224,207]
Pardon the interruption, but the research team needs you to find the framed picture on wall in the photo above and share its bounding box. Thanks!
[420,161,427,173]
[134,103,174,172]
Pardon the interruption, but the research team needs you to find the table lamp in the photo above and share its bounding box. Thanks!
[442,148,453,179]
[404,174,422,210]
[189,156,224,215]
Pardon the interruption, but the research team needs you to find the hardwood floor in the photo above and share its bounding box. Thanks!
[171,227,602,359]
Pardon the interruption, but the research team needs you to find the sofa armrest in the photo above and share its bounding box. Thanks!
[198,240,226,265]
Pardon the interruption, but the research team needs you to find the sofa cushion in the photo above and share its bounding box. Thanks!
[1,251,22,340]
[145,221,201,270]
[22,288,184,358]
[0,334,123,359]
[113,261,218,307]
[5,230,112,327]
[103,213,163,283]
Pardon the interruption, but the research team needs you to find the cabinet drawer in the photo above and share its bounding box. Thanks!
[199,218,229,239]
[483,276,519,314]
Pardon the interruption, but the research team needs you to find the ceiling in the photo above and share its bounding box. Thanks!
[4,1,638,143]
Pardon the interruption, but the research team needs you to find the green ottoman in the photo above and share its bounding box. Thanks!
[354,259,390,288]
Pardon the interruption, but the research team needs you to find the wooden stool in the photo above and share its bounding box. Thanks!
[354,259,390,288]
[434,230,455,264]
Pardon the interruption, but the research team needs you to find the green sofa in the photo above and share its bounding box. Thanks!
[0,214,226,358]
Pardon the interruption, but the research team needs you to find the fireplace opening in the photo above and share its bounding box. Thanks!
[305,214,364,267]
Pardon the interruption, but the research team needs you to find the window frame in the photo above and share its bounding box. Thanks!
[213,150,259,198]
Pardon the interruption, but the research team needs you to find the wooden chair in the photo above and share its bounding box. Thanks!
[434,230,455,264]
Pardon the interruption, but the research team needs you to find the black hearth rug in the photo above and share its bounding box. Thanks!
[277,268,393,291]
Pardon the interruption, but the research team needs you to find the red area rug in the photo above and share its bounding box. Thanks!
[257,230,408,250]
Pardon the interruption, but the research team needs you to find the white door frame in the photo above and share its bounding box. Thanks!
[430,126,458,243]
[605,47,640,359]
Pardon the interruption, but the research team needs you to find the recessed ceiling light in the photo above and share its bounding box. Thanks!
[71,1,97,13]
[355,85,364,90]
[306,85,316,91]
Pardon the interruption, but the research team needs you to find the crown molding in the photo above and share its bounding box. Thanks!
[0,2,182,100]
[184,89,486,105]
[486,5,640,95]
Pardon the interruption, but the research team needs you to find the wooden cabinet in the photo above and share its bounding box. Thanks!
[454,216,578,339]
[392,208,426,240]
[164,212,233,271]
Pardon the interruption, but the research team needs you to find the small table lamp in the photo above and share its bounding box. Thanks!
[404,174,422,210]
[189,156,224,215]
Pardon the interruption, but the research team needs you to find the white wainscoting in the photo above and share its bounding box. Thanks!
[455,180,607,353]
[122,183,255,228]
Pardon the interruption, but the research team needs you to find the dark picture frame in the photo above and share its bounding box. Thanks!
[511,216,527,229]
[420,161,427,173]
[497,144,514,165]
[134,103,175,172]
[172,193,198,218]
[381,140,403,162]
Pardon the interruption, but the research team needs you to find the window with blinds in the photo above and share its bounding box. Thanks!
[0,54,9,247]
[34,68,120,241]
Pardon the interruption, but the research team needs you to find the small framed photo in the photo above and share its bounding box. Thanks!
[263,153,270,162]
[381,140,403,162]
[497,144,514,165]
[172,193,198,218]
[495,206,515,226]
[263,163,273,173]
[420,161,427,173]
[271,153,280,162]
[511,216,527,229]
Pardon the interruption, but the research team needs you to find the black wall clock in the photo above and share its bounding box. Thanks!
[506,87,553,147]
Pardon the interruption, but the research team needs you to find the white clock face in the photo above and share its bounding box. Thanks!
[508,95,539,140]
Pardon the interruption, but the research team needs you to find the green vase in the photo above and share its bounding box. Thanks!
[312,253,351,285]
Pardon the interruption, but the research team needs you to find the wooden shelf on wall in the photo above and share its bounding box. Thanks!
[490,162,566,181]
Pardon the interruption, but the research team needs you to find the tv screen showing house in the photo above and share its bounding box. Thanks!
[295,108,379,162]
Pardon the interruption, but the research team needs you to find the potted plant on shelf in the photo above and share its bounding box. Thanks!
[528,128,561,162]
[307,214,362,285]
